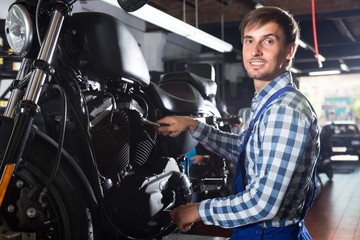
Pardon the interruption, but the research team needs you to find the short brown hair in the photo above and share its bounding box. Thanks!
[240,6,300,46]
[239,6,300,67]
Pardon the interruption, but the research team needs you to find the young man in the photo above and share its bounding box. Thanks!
[157,6,320,239]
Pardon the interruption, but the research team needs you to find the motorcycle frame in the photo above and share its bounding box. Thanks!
[0,3,228,237]
[0,1,75,207]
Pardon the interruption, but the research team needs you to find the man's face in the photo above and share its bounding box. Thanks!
[242,22,295,82]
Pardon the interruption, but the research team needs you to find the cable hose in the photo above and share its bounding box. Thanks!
[45,84,67,188]
[38,84,67,205]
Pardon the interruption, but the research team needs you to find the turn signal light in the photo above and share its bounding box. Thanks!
[0,164,16,208]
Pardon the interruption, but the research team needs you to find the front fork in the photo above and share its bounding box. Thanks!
[0,3,69,209]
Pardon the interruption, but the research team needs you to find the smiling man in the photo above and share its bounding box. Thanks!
[241,9,297,92]
[157,6,320,240]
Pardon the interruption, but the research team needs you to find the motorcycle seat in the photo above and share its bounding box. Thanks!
[147,82,204,114]
[159,72,217,100]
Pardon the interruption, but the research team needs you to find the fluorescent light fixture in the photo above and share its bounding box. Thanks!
[330,155,359,161]
[255,3,264,9]
[339,59,350,72]
[297,39,326,68]
[340,62,350,72]
[101,0,233,53]
[297,39,308,49]
[129,4,233,53]
[289,67,301,74]
[308,70,341,76]
[315,54,326,62]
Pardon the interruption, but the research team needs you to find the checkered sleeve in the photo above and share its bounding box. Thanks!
[191,121,245,162]
[197,103,311,228]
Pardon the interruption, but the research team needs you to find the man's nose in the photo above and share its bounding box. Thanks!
[251,43,262,56]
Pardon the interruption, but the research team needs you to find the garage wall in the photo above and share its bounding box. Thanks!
[298,73,360,127]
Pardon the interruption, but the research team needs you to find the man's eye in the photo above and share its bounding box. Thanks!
[245,39,253,44]
[264,39,274,44]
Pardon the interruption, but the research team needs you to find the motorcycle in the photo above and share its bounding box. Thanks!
[0,0,234,239]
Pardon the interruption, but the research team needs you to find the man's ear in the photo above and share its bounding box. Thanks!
[286,42,297,60]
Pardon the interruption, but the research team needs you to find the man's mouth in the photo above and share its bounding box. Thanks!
[249,60,265,66]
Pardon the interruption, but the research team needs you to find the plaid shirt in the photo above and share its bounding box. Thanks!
[192,72,320,228]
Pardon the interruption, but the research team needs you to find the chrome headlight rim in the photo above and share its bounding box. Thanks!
[5,4,33,56]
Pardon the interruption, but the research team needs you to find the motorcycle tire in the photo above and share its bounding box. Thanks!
[1,131,94,240]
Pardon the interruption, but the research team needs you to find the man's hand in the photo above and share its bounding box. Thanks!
[169,203,201,232]
[157,116,197,137]
[190,155,209,165]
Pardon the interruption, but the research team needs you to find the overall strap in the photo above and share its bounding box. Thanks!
[234,86,298,193]
[300,163,317,220]
[243,86,296,151]
[232,86,317,239]
[255,87,296,124]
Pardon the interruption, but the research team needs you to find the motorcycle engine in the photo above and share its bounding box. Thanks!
[90,108,157,180]
[102,157,192,239]
[89,103,192,239]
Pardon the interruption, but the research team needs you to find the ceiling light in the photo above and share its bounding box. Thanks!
[315,54,326,62]
[101,0,233,53]
[129,4,233,53]
[297,39,308,49]
[297,39,325,68]
[340,63,350,72]
[339,59,350,72]
[289,67,301,74]
[308,70,341,76]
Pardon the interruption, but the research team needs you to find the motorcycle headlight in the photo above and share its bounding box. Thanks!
[5,4,33,56]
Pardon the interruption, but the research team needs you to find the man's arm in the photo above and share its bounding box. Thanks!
[169,203,201,232]
[198,104,311,228]
[157,116,198,136]
[157,116,244,161]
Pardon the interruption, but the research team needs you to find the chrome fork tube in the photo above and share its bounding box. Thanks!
[3,9,64,118]
[24,10,65,103]
[3,58,31,118]
[0,8,66,168]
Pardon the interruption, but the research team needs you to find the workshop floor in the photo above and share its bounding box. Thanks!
[305,161,360,240]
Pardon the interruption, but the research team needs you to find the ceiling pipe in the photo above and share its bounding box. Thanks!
[332,18,356,42]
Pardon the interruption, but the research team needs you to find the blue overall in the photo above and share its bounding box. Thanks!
[232,87,316,240]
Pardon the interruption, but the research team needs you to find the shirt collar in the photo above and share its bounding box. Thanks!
[250,72,295,118]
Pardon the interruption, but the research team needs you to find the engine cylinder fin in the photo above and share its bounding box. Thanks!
[90,109,130,178]
[128,111,157,167]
